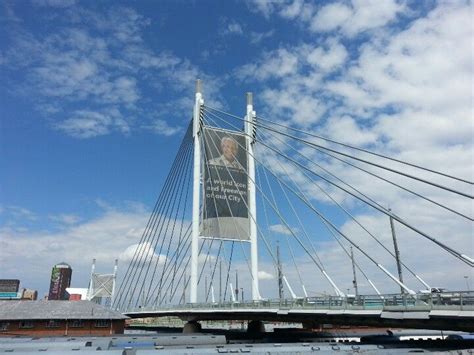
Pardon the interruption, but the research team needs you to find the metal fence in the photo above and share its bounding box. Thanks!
[127,290,474,313]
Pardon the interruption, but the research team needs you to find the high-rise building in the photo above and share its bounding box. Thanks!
[48,262,72,300]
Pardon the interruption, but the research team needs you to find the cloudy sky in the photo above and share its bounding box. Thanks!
[0,0,472,301]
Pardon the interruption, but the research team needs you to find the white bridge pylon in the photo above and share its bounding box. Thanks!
[190,80,260,303]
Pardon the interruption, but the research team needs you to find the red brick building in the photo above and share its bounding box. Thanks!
[0,300,127,336]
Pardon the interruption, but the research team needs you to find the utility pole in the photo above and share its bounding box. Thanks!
[277,242,284,301]
[389,208,404,294]
[350,246,359,296]
[181,273,186,304]
[235,270,239,302]
[219,259,222,304]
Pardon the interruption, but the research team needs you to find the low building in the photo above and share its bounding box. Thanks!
[21,289,38,300]
[0,300,127,336]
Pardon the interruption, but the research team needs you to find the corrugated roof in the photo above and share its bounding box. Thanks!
[0,301,128,320]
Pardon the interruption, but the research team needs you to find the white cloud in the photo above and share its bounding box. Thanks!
[55,109,129,138]
[120,242,167,266]
[306,39,348,73]
[147,119,182,137]
[249,0,405,37]
[225,21,244,35]
[32,0,76,8]
[3,7,217,139]
[49,214,81,225]
[258,270,274,280]
[310,2,352,32]
[269,224,299,236]
[249,30,275,45]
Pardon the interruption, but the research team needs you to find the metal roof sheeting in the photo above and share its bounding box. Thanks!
[0,300,128,320]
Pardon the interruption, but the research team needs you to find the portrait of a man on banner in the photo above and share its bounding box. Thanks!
[200,128,250,241]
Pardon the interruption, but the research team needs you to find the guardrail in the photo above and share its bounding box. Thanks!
[125,290,474,314]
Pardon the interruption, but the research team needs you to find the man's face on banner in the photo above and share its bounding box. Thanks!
[221,137,238,162]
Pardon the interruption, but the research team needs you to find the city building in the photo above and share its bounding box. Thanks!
[0,301,127,336]
[48,262,72,300]
[0,280,20,293]
[21,289,38,300]
[65,288,88,301]
[0,280,20,300]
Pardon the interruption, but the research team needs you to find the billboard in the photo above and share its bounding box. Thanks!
[48,263,72,300]
[0,279,20,293]
[200,127,250,241]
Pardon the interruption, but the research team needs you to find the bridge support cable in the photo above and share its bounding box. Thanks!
[254,121,473,200]
[203,112,420,296]
[132,130,194,309]
[203,106,473,218]
[253,147,467,292]
[256,154,418,296]
[263,151,386,297]
[145,135,194,306]
[203,105,474,187]
[205,111,346,297]
[252,138,414,294]
[159,235,207,305]
[114,128,191,310]
[114,124,194,310]
[257,128,432,290]
[308,146,473,222]
[255,136,474,267]
[204,107,473,237]
[169,179,194,299]
[149,224,192,305]
[260,138,386,297]
[203,112,308,278]
[203,112,346,297]
[260,163,315,298]
[257,165,308,298]
[131,131,193,308]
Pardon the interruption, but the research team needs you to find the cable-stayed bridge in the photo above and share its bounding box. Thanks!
[114,80,473,332]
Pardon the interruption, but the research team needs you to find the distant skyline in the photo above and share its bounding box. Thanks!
[0,0,472,298]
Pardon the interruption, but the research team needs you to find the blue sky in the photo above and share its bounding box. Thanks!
[1,0,472,300]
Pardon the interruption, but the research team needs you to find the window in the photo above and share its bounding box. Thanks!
[46,320,60,328]
[94,319,110,328]
[70,320,84,328]
[0,322,9,331]
[19,321,34,329]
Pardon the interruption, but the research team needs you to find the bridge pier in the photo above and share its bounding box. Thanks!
[247,320,265,334]
[183,321,202,334]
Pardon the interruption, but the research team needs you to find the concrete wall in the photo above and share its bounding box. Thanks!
[0,319,124,337]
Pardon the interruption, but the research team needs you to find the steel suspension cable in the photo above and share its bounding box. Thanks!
[133,131,194,308]
[204,105,473,186]
[115,124,193,310]
[203,113,345,296]
[253,135,474,267]
[257,128,432,288]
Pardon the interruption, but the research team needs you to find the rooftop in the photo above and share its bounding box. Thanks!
[0,300,127,320]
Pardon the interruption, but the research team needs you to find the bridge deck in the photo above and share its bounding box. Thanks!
[123,293,474,332]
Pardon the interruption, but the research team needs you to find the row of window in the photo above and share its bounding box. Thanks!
[0,319,111,331]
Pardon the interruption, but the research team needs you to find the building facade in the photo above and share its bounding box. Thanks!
[0,301,127,337]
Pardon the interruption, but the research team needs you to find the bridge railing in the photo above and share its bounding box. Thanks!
[125,290,474,313]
